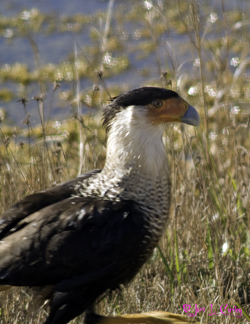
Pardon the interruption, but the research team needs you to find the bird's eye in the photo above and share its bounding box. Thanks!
[152,100,163,108]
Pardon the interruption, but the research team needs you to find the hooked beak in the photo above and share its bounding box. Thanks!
[181,105,200,127]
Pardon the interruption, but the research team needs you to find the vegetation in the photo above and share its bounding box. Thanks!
[0,0,250,323]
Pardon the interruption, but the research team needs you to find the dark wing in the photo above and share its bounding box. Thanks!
[0,195,149,324]
[0,169,101,240]
[0,197,148,287]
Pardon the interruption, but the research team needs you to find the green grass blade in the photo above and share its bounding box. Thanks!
[174,229,181,288]
[157,245,174,283]
[236,303,250,321]
[206,220,214,271]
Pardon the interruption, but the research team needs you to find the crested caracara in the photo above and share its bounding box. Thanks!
[0,87,200,324]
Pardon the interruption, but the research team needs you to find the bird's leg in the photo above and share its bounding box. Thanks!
[84,311,201,324]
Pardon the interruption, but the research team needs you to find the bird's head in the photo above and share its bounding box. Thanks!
[102,87,200,172]
[103,87,199,132]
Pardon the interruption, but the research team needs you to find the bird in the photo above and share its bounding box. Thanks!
[0,87,200,324]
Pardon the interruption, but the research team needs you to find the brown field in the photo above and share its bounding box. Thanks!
[0,0,250,323]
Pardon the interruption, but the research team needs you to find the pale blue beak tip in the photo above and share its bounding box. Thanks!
[181,105,200,127]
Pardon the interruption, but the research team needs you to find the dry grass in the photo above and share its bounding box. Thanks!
[1,0,250,323]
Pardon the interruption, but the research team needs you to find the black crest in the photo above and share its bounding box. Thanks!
[102,87,179,131]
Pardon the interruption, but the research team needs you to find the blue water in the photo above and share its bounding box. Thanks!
[0,0,109,68]
[0,0,249,125]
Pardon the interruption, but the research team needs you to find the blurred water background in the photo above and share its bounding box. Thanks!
[0,0,249,124]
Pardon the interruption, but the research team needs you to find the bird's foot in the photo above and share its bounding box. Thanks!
[85,311,201,324]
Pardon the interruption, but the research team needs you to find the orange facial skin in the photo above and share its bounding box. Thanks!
[146,97,189,125]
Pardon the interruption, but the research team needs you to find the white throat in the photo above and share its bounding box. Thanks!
[103,106,169,178]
